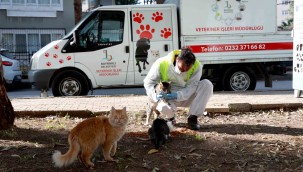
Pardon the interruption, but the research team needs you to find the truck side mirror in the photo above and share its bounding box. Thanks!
[70,30,80,46]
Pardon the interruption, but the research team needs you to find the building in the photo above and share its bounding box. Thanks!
[0,0,113,78]
[0,0,115,52]
[0,0,75,54]
[82,0,115,12]
[277,0,293,29]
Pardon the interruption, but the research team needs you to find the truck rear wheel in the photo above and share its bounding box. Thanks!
[222,67,256,91]
[52,70,89,97]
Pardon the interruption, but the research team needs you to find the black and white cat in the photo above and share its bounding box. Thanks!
[148,118,173,149]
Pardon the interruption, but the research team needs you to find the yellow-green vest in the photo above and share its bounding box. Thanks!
[159,50,200,82]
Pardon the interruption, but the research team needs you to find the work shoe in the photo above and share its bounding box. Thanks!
[187,115,200,130]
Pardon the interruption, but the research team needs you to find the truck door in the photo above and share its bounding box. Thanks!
[131,7,174,84]
[73,10,130,86]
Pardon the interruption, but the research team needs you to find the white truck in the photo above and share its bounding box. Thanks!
[293,0,303,97]
[28,0,293,96]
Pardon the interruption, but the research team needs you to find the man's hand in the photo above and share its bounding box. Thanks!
[156,92,167,100]
[166,92,177,100]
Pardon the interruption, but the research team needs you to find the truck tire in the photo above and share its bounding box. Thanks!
[52,70,89,97]
[222,66,256,91]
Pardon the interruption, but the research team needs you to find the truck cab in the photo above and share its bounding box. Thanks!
[29,4,178,96]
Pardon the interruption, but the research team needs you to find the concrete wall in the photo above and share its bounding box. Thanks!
[0,0,75,34]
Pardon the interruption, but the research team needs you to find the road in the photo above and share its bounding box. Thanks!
[7,79,292,99]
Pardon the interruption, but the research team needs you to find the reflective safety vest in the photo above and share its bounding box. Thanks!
[159,50,200,82]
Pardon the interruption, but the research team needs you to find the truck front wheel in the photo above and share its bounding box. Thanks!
[222,67,256,91]
[52,70,89,97]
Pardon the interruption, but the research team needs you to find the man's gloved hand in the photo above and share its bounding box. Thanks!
[166,92,177,100]
[156,91,167,100]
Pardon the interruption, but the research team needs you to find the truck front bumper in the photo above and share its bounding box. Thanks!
[28,69,56,90]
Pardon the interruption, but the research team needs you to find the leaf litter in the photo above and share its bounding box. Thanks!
[0,108,303,171]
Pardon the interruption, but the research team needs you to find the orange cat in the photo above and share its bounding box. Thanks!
[52,107,128,169]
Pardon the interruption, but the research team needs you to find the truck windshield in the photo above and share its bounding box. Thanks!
[63,11,95,39]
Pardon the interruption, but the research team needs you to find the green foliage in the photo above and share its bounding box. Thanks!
[278,18,293,31]
[194,133,204,141]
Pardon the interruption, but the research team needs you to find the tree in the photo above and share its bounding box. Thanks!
[154,0,164,4]
[278,18,293,31]
[74,0,82,24]
[0,58,15,130]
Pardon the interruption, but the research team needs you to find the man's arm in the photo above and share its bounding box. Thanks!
[143,60,161,102]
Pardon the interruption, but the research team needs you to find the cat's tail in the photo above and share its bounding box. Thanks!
[52,135,80,168]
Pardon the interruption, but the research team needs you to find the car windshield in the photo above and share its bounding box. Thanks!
[0,49,13,59]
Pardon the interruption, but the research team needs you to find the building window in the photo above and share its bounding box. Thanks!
[27,0,36,4]
[40,34,51,47]
[52,0,60,5]
[38,0,49,4]
[28,34,39,53]
[1,34,13,51]
[15,34,27,52]
[282,0,290,5]
[0,29,65,53]
[282,10,289,15]
[0,0,10,4]
[12,0,25,4]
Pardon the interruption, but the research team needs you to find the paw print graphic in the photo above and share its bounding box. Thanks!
[66,56,72,61]
[54,45,59,50]
[160,28,172,39]
[46,62,51,67]
[152,11,163,22]
[44,53,49,57]
[53,54,58,59]
[136,24,155,39]
[59,59,64,64]
[133,12,144,23]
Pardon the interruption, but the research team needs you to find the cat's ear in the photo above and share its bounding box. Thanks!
[111,107,115,111]
[122,107,126,111]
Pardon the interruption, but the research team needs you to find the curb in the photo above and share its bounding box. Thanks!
[15,110,108,118]
[228,103,303,112]
[14,103,303,118]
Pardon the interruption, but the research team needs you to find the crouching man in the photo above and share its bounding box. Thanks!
[143,47,213,130]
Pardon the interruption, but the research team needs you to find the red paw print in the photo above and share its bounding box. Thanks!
[133,12,144,23]
[59,59,64,64]
[46,62,51,67]
[66,56,72,61]
[54,45,59,50]
[136,24,155,39]
[152,11,163,22]
[44,53,49,57]
[160,28,172,39]
[53,54,58,58]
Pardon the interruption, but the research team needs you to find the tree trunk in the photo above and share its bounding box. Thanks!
[0,58,15,129]
[155,0,164,4]
[74,0,82,25]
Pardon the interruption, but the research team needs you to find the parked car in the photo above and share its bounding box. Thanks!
[0,49,22,86]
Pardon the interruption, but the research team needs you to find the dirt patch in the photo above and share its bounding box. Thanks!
[1,108,303,171]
